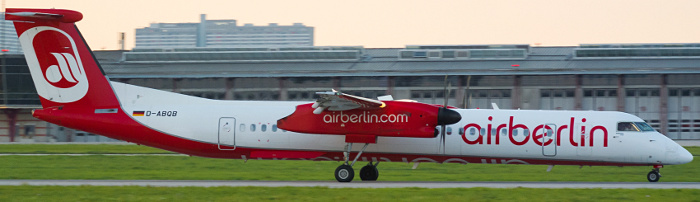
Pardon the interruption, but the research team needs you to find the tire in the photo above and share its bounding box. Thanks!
[360,165,379,181]
[647,170,660,182]
[335,164,354,182]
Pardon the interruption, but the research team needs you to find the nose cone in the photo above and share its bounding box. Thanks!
[664,138,694,165]
[677,147,694,164]
[437,108,461,125]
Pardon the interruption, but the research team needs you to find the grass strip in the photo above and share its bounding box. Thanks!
[0,144,696,182]
[0,155,698,182]
[0,144,173,154]
[0,186,699,202]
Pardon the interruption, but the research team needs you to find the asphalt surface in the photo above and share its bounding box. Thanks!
[1,180,699,189]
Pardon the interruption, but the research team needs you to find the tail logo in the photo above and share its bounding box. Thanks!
[18,26,89,103]
[45,52,80,86]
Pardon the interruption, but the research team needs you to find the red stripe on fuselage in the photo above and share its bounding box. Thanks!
[31,106,648,167]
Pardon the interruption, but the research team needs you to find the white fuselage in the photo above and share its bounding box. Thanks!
[112,81,692,165]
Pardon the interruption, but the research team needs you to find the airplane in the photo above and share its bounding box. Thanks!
[5,8,693,183]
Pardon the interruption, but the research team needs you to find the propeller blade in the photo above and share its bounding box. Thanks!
[441,124,446,153]
[440,75,451,154]
[464,75,472,109]
[442,75,449,108]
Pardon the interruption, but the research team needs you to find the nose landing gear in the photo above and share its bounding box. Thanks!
[647,165,662,182]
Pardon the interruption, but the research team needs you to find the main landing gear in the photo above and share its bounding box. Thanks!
[647,165,662,182]
[334,143,379,182]
[359,162,379,181]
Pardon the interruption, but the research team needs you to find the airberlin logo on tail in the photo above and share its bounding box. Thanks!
[18,26,89,103]
[45,52,81,87]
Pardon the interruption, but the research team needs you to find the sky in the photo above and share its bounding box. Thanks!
[5,0,700,50]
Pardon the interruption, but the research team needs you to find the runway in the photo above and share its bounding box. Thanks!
[1,180,699,189]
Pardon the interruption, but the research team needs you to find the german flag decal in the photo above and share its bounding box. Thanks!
[132,111,145,116]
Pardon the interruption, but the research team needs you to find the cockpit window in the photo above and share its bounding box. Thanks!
[633,122,655,132]
[618,122,655,132]
[617,122,638,132]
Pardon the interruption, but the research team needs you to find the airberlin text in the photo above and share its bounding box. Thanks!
[323,111,409,124]
[462,116,608,147]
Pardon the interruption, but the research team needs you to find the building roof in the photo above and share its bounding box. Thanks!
[95,45,700,78]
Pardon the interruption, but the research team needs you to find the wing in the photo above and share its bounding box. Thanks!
[311,90,385,114]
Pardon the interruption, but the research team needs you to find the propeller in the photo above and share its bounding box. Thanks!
[437,75,461,154]
[463,75,472,109]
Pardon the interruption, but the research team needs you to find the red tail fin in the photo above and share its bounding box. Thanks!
[5,8,119,110]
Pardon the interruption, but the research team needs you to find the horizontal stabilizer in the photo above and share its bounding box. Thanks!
[5,9,82,23]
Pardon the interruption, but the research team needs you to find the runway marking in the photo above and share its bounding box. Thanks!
[1,180,699,189]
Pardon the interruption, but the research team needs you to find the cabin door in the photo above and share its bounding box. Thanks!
[541,124,557,156]
[218,117,236,150]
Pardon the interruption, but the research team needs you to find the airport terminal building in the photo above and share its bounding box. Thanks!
[135,15,314,49]
[1,43,699,142]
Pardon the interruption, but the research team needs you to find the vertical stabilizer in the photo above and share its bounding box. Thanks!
[5,8,119,110]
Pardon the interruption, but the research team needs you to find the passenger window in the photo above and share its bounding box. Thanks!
[261,124,267,132]
[459,127,465,135]
[501,128,507,136]
[250,124,256,132]
[524,129,529,136]
[446,127,453,135]
[480,128,486,136]
[272,124,278,132]
[617,122,639,132]
[546,129,554,137]
[513,129,518,136]
[469,128,476,136]
[240,124,246,132]
[491,129,497,136]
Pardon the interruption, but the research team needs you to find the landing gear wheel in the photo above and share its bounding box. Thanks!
[647,170,661,182]
[360,164,379,181]
[335,165,354,182]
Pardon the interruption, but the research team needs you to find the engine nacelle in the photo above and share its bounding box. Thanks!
[277,101,449,138]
